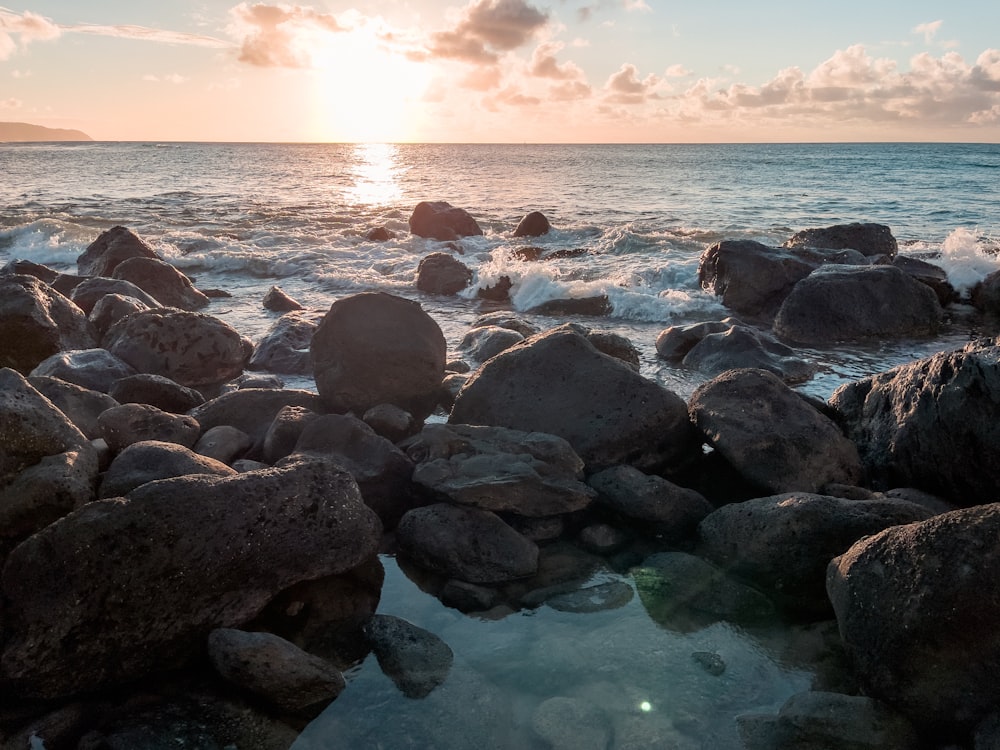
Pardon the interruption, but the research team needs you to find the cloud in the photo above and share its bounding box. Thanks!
[604,63,661,104]
[550,80,592,100]
[530,42,585,80]
[913,20,943,44]
[143,73,188,84]
[1,96,22,108]
[65,23,230,48]
[228,2,347,67]
[578,0,650,22]
[427,0,548,63]
[665,64,691,78]
[0,8,60,60]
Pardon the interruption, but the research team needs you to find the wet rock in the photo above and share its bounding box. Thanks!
[459,325,525,363]
[892,254,957,306]
[0,455,382,699]
[774,265,943,345]
[261,405,322,464]
[262,285,303,312]
[312,292,446,422]
[528,294,612,317]
[108,373,205,414]
[403,423,594,517]
[409,201,483,241]
[88,292,151,339]
[0,257,60,283]
[440,579,500,613]
[586,330,641,371]
[588,464,713,542]
[397,503,539,584]
[698,492,932,615]
[476,274,513,302]
[451,325,700,474]
[682,324,815,384]
[544,581,634,614]
[691,651,726,676]
[30,348,137,393]
[471,312,539,338]
[783,222,899,259]
[0,274,97,374]
[103,308,250,389]
[77,225,161,277]
[113,256,209,311]
[446,358,472,373]
[207,628,345,715]
[655,319,737,361]
[194,425,252,464]
[416,252,473,295]
[509,515,566,543]
[513,210,551,238]
[971,268,1000,313]
[247,311,318,376]
[69,276,161,315]
[28,375,119,440]
[98,402,201,453]
[576,522,629,554]
[439,372,469,410]
[828,503,1000,733]
[364,614,454,699]
[99,440,236,498]
[362,403,418,443]
[228,372,283,391]
[532,696,611,750]
[365,226,394,241]
[689,368,862,494]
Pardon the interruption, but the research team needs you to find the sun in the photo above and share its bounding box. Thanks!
[309,25,432,143]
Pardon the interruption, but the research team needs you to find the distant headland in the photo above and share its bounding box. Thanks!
[0,121,93,142]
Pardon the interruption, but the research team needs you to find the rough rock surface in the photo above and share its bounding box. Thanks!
[408,201,483,241]
[829,339,1000,504]
[655,319,737,361]
[680,324,815,383]
[450,326,699,474]
[689,368,862,494]
[312,292,446,421]
[99,440,235,498]
[190,388,326,448]
[415,252,473,295]
[98,402,201,453]
[69,276,161,315]
[892,254,956,306]
[29,348,136,393]
[458,325,525,364]
[113,256,209,311]
[262,285,303,312]
[28,375,119,440]
[194,425,252,464]
[783,222,898,259]
[77,225,161,277]
[108,373,205,414]
[0,455,382,699]
[88,292,151,339]
[247,310,321,375]
[363,615,453,698]
[828,504,1000,732]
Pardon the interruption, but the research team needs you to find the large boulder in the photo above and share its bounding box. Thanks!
[827,504,1000,733]
[99,440,235,498]
[29,348,136,393]
[77,225,161,277]
[408,201,483,241]
[971,268,1000,314]
[103,308,250,388]
[189,388,326,448]
[892,254,956,306]
[450,326,699,474]
[0,455,382,699]
[113,256,209,311]
[402,423,595,517]
[689,369,862,495]
[415,253,473,295]
[69,277,161,315]
[311,292,446,422]
[247,311,321,375]
[108,372,205,414]
[773,265,943,345]
[680,324,815,384]
[97,403,201,453]
[88,292,151,338]
[458,325,525,364]
[698,492,932,615]
[0,274,96,374]
[829,339,1000,504]
[513,211,551,238]
[28,375,119,440]
[783,222,898,259]
[363,615,453,699]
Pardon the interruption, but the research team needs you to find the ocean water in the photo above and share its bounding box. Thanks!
[2,141,1000,746]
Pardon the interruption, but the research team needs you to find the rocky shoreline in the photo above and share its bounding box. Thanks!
[2,211,1000,749]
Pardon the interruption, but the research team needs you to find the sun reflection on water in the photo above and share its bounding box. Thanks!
[347,143,403,206]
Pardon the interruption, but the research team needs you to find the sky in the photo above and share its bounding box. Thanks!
[1,1,999,143]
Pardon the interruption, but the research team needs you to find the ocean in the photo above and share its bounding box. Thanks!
[3,141,1000,747]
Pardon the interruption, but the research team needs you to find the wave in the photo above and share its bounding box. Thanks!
[933,227,1000,295]
[0,219,91,268]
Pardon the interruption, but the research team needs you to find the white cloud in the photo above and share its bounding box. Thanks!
[913,20,943,44]
[0,8,60,60]
[665,64,691,78]
[604,62,661,104]
[530,41,585,80]
[1,96,22,108]
[228,2,347,67]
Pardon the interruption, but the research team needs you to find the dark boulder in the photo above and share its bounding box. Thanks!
[69,276,161,314]
[0,258,59,284]
[365,226,395,242]
[362,403,418,443]
[527,295,612,317]
[451,325,699,474]
[829,338,1000,504]
[655,319,737,361]
[29,348,136,393]
[783,222,898,259]
[77,225,161,277]
[113,256,209,311]
[194,425,252,465]
[363,615,453,699]
[0,274,96,374]
[681,324,815,384]
[458,325,524,363]
[247,310,321,375]
[585,330,641,372]
[971,267,1000,314]
[476,275,513,302]
[892,254,957,306]
[98,402,201,453]
[689,368,862,494]
[28,375,119,440]
[88,292,151,339]
[189,388,326,448]
[828,504,1000,733]
[415,252,473,295]
[513,211,551,238]
[311,292,446,422]
[471,312,539,338]
[408,201,483,241]
[108,373,205,414]
[773,265,943,345]
[262,285,303,312]
[99,440,235,498]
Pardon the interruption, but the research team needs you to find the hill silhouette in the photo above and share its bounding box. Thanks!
[0,121,93,142]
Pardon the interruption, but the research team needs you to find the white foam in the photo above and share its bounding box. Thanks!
[0,219,87,269]
[935,227,1000,295]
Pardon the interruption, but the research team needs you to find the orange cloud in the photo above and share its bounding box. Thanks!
[228,2,346,68]
[604,62,661,104]
[530,41,585,80]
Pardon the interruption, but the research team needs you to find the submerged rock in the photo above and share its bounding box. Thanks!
[363,614,453,699]
[409,201,483,241]
[513,210,551,238]
[531,696,611,750]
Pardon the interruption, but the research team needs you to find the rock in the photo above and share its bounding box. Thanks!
[738,691,921,750]
[113,256,209,311]
[829,338,1000,504]
[312,292,446,422]
[247,311,319,375]
[194,425,252,464]
[69,276,162,314]
[532,696,610,750]
[527,294,612,317]
[576,523,629,554]
[190,388,326,448]
[513,211,552,238]
[98,403,201,454]
[476,275,513,302]
[0,455,382,699]
[692,651,726,676]
[783,222,899,259]
[0,274,97,374]
[472,312,540,338]
[260,405,322,464]
[99,440,236,498]
[458,325,525,363]
[415,252,473,295]
[29,348,137,393]
[544,581,634,613]
[698,492,932,615]
[773,265,943,345]
[363,615,453,698]
[294,413,417,528]
[227,372,284,391]
[28,375,119,440]
[689,368,863,494]
[971,268,1000,313]
[439,579,500,613]
[402,423,595,517]
[892,254,957,306]
[103,308,250,388]
[632,551,774,632]
[655,318,742,361]
[586,330,641,371]
[108,373,205,414]
[827,504,1000,732]
[77,225,162,277]
[450,325,699,474]
[587,464,713,541]
[262,285,303,312]
[50,272,88,296]
[365,226,394,241]
[682,324,816,384]
[362,403,418,443]
[207,628,345,715]
[88,292,151,339]
[0,368,98,546]
[1,257,59,283]
[396,503,539,584]
[408,201,483,241]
